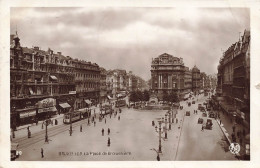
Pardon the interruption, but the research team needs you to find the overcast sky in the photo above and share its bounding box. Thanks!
[10,7,250,80]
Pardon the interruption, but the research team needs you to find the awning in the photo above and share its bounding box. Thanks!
[85,100,92,104]
[50,75,58,81]
[59,103,71,108]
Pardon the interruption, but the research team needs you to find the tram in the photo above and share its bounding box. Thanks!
[63,111,82,124]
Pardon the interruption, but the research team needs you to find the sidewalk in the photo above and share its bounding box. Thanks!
[214,109,249,159]
[12,114,65,140]
[12,105,112,141]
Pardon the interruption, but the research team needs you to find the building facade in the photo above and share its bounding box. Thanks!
[10,34,76,128]
[184,67,192,94]
[216,29,250,127]
[99,67,107,103]
[191,65,201,95]
[151,53,187,100]
[72,59,100,109]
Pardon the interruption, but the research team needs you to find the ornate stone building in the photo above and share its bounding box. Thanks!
[150,53,187,100]
[72,59,100,109]
[10,34,76,128]
[192,65,201,95]
[216,29,250,129]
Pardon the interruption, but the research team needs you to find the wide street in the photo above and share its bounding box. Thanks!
[176,94,235,160]
[14,94,236,161]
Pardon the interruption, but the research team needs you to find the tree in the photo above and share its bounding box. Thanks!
[168,92,179,103]
[143,90,150,101]
[136,90,143,102]
[163,92,169,102]
[129,91,137,102]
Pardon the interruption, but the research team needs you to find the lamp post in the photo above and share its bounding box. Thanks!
[69,112,72,136]
[45,117,48,143]
[168,112,171,130]
[158,120,162,153]
[165,114,168,139]
[172,109,174,123]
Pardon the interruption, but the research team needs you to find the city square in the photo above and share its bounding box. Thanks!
[8,7,250,161]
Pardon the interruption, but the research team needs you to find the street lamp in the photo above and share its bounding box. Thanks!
[45,116,49,143]
[172,109,174,123]
[158,120,162,153]
[168,112,171,130]
[165,114,168,139]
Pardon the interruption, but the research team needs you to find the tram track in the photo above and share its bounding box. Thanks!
[13,118,90,150]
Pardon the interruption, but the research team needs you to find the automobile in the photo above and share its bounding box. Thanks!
[192,101,195,104]
[202,112,207,117]
[205,119,213,129]
[209,112,215,118]
[186,111,190,116]
[198,118,203,124]
[11,142,19,161]
[198,104,202,110]
[201,107,206,112]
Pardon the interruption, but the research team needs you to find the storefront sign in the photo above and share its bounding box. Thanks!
[38,98,56,108]
[20,110,36,118]
[38,106,57,113]
[69,91,76,95]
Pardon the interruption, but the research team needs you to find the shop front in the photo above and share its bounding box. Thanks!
[16,108,37,126]
[59,102,71,114]
[37,98,57,120]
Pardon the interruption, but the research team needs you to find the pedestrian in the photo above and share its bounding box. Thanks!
[107,137,111,147]
[157,154,160,161]
[105,118,106,124]
[220,120,221,125]
[176,118,178,123]
[41,148,44,158]
[28,130,31,138]
[88,118,90,125]
[27,126,30,131]
[201,125,204,131]
[102,128,104,136]
[108,128,110,135]
[94,121,96,127]
[80,125,82,132]
[118,116,120,120]
[42,122,44,129]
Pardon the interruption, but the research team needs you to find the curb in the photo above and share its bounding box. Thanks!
[215,119,240,157]
[16,115,65,131]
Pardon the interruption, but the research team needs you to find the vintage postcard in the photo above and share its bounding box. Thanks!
[1,1,260,168]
